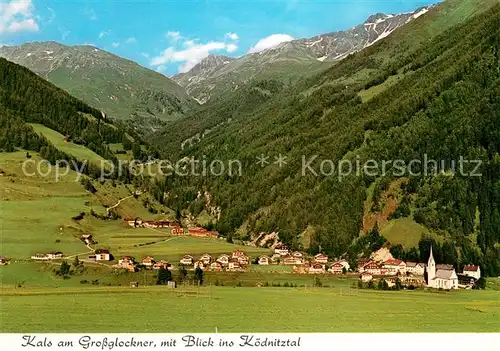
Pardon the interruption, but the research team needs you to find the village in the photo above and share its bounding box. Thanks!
[23,216,482,291]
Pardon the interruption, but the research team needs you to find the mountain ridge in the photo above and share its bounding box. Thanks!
[0,42,197,132]
[172,6,432,103]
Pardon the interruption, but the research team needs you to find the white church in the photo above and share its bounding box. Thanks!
[427,246,458,290]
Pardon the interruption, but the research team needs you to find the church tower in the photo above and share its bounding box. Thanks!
[427,245,436,285]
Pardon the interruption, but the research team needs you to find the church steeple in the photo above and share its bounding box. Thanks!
[427,245,436,284]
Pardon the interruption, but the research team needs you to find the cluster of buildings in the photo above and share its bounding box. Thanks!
[356,246,481,290]
[114,256,171,272]
[123,218,219,238]
[180,250,250,272]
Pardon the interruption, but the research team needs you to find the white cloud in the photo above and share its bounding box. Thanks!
[0,0,39,34]
[225,32,239,41]
[140,52,150,58]
[248,34,294,54]
[226,43,238,53]
[151,39,238,73]
[111,42,119,48]
[125,37,137,44]
[166,31,181,42]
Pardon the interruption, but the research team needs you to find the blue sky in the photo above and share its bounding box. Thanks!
[1,0,436,75]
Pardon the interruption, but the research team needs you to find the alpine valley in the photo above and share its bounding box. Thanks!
[0,0,500,334]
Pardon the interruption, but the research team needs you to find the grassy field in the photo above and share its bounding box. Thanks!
[0,285,499,333]
[29,123,104,164]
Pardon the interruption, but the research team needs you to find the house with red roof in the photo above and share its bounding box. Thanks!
[314,253,329,264]
[462,265,481,280]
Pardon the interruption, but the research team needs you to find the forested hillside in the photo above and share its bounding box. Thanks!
[151,0,500,275]
[0,58,154,179]
[0,42,197,133]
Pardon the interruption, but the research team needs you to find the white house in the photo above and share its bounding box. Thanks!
[95,249,111,261]
[406,262,426,276]
[274,244,289,256]
[199,254,212,265]
[216,254,230,265]
[427,246,458,290]
[462,265,481,280]
[382,259,406,275]
[314,253,329,264]
[180,255,194,266]
[308,263,326,274]
[258,256,270,265]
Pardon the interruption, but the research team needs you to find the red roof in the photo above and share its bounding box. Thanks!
[384,259,404,265]
[95,249,110,254]
[463,265,479,271]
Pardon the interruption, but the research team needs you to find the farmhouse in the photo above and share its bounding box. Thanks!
[95,249,111,261]
[314,253,329,264]
[462,265,481,280]
[142,256,156,268]
[258,256,270,265]
[199,254,212,265]
[152,260,170,270]
[216,254,230,265]
[291,251,304,258]
[328,262,345,274]
[283,256,304,265]
[237,255,250,266]
[274,244,289,256]
[382,259,406,275]
[232,250,246,259]
[210,261,223,271]
[357,259,372,273]
[0,256,6,265]
[180,255,194,266]
[308,263,326,274]
[228,259,243,271]
[118,256,136,271]
[363,262,385,276]
[406,262,426,276]
[427,246,458,290]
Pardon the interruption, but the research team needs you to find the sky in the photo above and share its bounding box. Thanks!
[0,0,437,76]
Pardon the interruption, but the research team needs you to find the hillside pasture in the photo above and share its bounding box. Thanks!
[29,123,104,164]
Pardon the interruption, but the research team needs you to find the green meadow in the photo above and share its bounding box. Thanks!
[29,123,104,164]
[0,286,499,333]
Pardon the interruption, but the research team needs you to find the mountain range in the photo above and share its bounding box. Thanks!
[0,41,196,132]
[173,6,431,103]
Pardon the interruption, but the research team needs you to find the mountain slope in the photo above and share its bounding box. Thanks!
[173,6,431,103]
[0,42,196,131]
[151,0,500,275]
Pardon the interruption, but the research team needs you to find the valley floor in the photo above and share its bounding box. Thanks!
[1,285,499,333]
